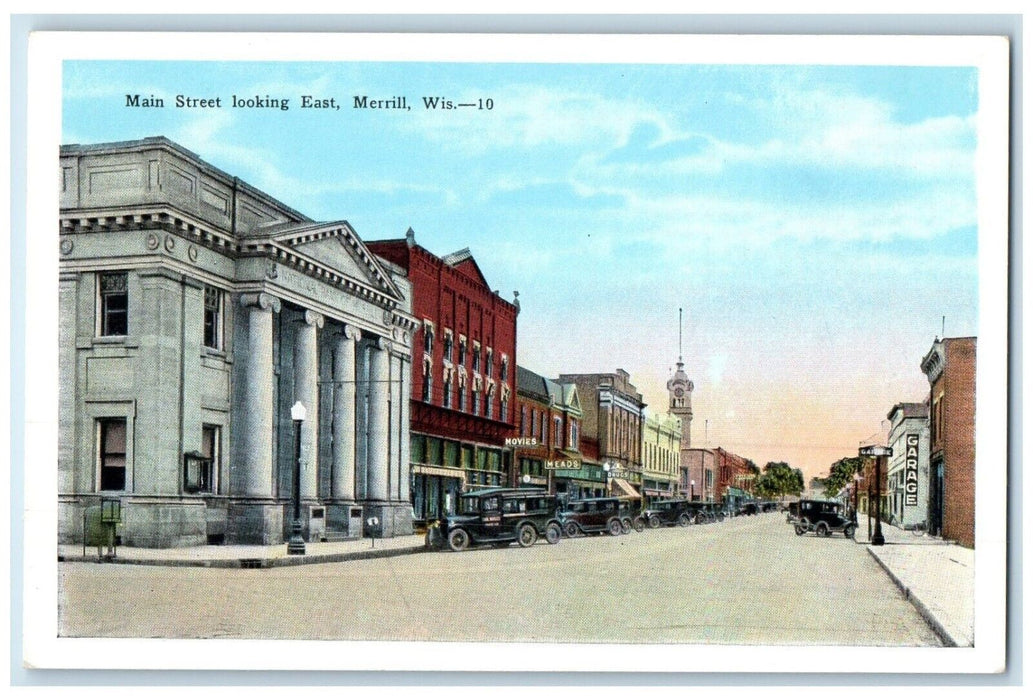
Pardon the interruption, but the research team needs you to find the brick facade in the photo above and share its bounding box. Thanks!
[921,337,976,548]
[367,233,519,522]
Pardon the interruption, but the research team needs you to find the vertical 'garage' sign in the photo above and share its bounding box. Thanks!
[904,434,920,506]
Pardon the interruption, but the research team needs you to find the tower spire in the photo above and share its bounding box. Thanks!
[679,307,683,364]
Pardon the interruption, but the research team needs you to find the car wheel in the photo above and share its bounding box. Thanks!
[517,523,537,548]
[844,524,856,539]
[633,517,646,532]
[795,522,807,536]
[564,521,580,538]
[608,518,623,536]
[648,515,661,529]
[621,518,632,535]
[678,513,691,527]
[545,522,562,544]
[447,528,470,552]
[815,522,830,537]
[695,513,706,525]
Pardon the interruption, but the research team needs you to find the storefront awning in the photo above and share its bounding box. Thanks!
[611,478,641,499]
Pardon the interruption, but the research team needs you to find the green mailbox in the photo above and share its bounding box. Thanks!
[101,498,122,524]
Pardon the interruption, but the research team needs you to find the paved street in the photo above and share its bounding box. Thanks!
[58,512,941,645]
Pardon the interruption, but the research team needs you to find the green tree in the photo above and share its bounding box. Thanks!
[822,458,863,501]
[823,457,864,498]
[757,461,803,500]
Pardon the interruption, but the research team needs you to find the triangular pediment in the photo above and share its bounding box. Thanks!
[268,221,402,301]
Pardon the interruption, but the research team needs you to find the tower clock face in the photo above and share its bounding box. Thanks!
[674,388,684,398]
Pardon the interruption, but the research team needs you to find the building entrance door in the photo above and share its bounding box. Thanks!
[928,459,944,537]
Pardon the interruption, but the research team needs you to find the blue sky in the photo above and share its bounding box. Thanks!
[63,59,980,477]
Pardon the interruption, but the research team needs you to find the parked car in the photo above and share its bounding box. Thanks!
[700,501,727,523]
[618,498,645,532]
[792,499,855,538]
[638,499,695,528]
[738,502,760,516]
[425,488,563,552]
[559,497,628,537]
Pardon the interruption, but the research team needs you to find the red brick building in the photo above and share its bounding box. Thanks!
[512,366,591,495]
[367,230,519,524]
[920,336,976,548]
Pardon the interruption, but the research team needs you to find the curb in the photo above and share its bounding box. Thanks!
[865,547,960,647]
[58,544,429,569]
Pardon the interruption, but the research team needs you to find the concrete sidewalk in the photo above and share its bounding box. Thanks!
[59,533,429,569]
[853,519,974,647]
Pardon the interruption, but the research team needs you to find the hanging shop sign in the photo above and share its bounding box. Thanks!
[904,434,920,506]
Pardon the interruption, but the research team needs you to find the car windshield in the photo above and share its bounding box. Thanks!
[458,496,482,515]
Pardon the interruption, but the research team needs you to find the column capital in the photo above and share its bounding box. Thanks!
[342,323,362,342]
[303,310,325,328]
[376,337,393,353]
[240,292,281,313]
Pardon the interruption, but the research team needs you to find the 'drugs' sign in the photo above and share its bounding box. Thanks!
[905,434,920,506]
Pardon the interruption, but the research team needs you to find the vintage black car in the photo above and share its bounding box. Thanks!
[698,501,728,523]
[638,499,695,528]
[792,499,855,538]
[425,488,564,552]
[558,497,629,537]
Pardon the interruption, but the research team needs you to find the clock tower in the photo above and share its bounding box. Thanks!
[666,308,694,446]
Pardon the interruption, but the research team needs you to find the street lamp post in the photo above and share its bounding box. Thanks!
[859,445,892,547]
[690,479,695,502]
[288,401,307,555]
[853,472,862,526]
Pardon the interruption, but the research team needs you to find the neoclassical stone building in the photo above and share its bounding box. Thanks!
[58,137,417,547]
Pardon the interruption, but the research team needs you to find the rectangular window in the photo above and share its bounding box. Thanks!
[423,324,434,354]
[98,418,127,491]
[443,331,453,362]
[458,338,467,365]
[458,384,467,412]
[486,349,494,378]
[427,437,444,466]
[473,391,481,415]
[443,376,452,409]
[444,440,459,468]
[203,286,223,350]
[486,396,493,420]
[553,416,562,447]
[411,435,426,463]
[501,357,509,381]
[422,364,432,403]
[98,272,128,336]
[185,425,218,493]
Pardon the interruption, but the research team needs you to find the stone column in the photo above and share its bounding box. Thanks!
[398,352,412,503]
[238,292,280,497]
[367,337,391,501]
[294,310,323,501]
[332,325,361,500]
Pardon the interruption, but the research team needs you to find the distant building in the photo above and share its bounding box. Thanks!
[920,336,976,547]
[512,367,596,497]
[886,402,931,530]
[366,234,519,525]
[641,412,682,504]
[682,448,716,501]
[558,369,646,500]
[713,447,754,506]
[59,137,417,547]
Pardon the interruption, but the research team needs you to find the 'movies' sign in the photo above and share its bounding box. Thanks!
[904,434,920,506]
